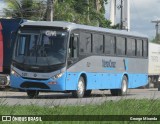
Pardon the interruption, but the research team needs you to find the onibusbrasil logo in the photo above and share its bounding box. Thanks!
[2,116,42,122]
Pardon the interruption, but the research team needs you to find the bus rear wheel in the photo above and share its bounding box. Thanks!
[27,90,39,99]
[72,77,85,98]
[110,76,128,96]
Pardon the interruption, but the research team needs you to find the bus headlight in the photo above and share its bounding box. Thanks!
[52,73,63,79]
[11,69,20,77]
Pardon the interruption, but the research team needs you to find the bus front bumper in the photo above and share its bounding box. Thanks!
[10,73,66,92]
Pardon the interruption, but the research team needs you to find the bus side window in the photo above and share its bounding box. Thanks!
[136,39,143,57]
[79,32,91,54]
[69,35,78,59]
[105,35,115,55]
[92,33,103,54]
[143,40,148,57]
[116,36,126,56]
[127,38,136,57]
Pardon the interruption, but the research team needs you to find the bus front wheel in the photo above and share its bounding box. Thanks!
[27,90,39,99]
[110,76,128,96]
[72,77,85,98]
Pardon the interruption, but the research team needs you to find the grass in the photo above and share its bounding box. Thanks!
[0,99,160,123]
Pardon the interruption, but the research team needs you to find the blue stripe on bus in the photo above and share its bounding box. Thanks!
[10,72,148,91]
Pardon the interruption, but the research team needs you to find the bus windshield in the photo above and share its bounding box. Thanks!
[13,29,68,66]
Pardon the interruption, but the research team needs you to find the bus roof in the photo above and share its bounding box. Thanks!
[21,21,148,38]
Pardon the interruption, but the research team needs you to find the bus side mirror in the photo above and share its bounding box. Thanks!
[73,33,79,48]
[73,37,78,49]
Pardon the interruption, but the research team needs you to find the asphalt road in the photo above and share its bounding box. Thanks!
[0,88,159,106]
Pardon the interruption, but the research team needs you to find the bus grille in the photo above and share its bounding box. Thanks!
[20,82,50,89]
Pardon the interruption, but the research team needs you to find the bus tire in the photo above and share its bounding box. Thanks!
[27,90,39,99]
[72,77,85,98]
[84,90,92,97]
[110,76,128,96]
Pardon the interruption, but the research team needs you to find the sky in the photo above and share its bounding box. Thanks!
[0,0,6,16]
[0,0,159,39]
[105,0,160,39]
[130,0,160,39]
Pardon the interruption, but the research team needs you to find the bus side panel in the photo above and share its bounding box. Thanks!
[127,57,148,88]
[67,56,148,90]
[65,72,130,90]
[65,72,122,90]
[65,72,82,90]
[128,74,148,88]
[0,23,3,72]
[86,73,117,89]
[86,73,148,90]
[60,72,148,91]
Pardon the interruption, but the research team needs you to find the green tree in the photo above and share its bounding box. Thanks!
[151,35,160,44]
[4,0,112,28]
[3,0,46,20]
[53,0,111,28]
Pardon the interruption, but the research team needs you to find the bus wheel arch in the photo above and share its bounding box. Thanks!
[121,74,128,95]
[110,74,128,96]
[81,73,92,97]
[81,73,87,86]
[72,73,91,98]
[72,75,85,98]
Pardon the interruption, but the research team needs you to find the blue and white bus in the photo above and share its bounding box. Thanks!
[10,21,148,98]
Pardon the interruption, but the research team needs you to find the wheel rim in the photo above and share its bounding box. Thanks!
[122,79,127,93]
[78,79,84,95]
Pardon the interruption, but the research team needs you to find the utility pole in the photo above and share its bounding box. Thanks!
[109,0,130,30]
[46,0,53,21]
[152,20,160,42]
[50,0,53,21]
[123,0,130,31]
[86,0,90,23]
[120,0,123,30]
[110,0,116,26]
